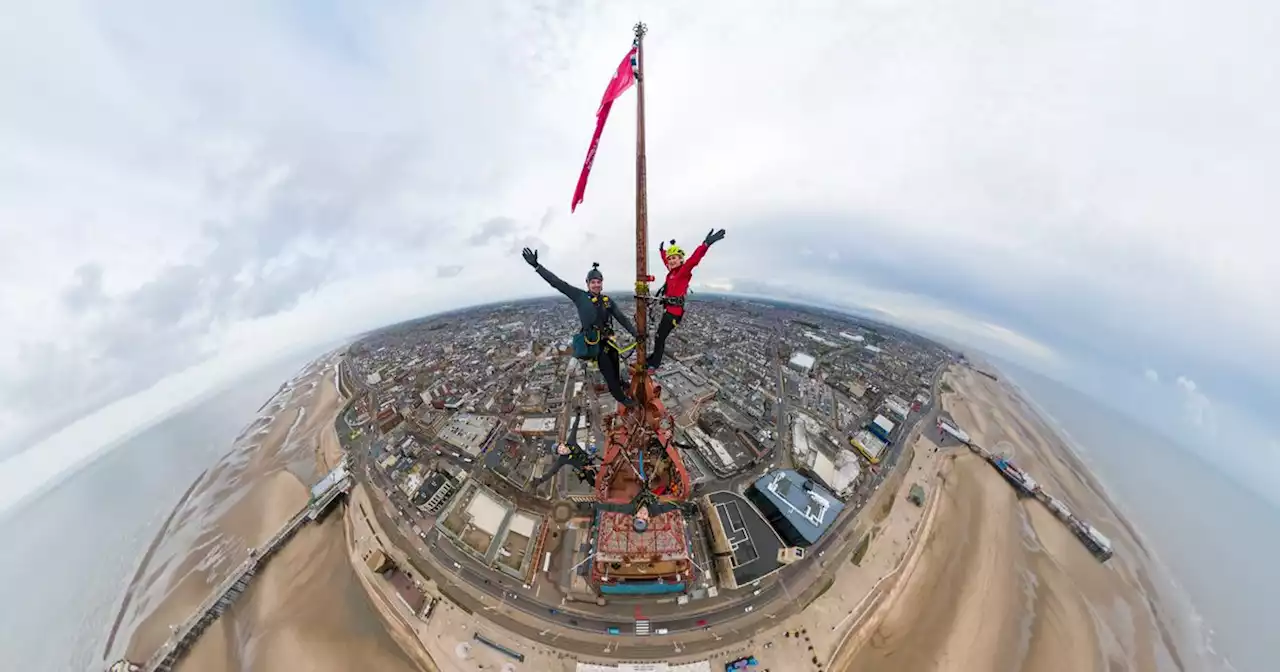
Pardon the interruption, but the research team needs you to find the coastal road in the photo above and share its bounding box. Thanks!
[360,478,840,659]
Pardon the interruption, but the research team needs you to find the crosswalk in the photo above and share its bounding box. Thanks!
[634,619,650,636]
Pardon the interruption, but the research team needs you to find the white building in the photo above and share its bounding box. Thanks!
[789,352,816,374]
[831,450,862,498]
[872,414,896,436]
[885,395,910,419]
[519,416,557,435]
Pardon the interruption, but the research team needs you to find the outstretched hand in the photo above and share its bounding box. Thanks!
[704,228,726,246]
[522,247,539,268]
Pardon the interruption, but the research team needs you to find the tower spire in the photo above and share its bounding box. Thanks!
[632,21,651,386]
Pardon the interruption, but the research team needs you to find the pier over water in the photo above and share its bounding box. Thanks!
[108,460,353,672]
[939,417,1114,562]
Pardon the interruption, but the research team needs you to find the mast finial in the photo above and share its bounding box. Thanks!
[633,22,647,40]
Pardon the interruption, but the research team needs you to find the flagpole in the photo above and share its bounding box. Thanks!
[633,22,650,380]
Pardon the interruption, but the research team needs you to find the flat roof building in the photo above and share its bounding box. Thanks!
[493,510,545,582]
[788,352,816,374]
[850,429,888,464]
[810,450,861,500]
[871,414,896,441]
[701,491,785,589]
[518,416,557,435]
[413,470,460,513]
[885,395,910,419]
[439,413,500,455]
[436,480,514,562]
[745,470,844,548]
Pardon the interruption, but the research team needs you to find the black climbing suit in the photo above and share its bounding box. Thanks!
[533,264,638,405]
[648,300,681,371]
[532,412,593,487]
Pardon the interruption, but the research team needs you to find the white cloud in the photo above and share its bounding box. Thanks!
[1,0,1278,495]
[1175,375,1217,433]
[1145,368,1161,383]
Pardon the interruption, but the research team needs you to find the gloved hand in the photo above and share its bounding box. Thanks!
[659,240,666,254]
[704,228,726,246]
[522,247,539,268]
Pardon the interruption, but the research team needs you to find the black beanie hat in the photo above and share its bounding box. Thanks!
[586,262,603,283]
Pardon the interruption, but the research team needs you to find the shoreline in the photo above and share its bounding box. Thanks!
[106,356,1194,672]
[821,365,1190,671]
[109,354,424,671]
[101,469,208,660]
[995,368,1212,671]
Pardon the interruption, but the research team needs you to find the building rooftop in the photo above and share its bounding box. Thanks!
[519,416,557,434]
[437,481,514,560]
[789,352,816,371]
[495,511,543,578]
[749,470,844,545]
[417,470,452,499]
[851,429,888,461]
[309,463,349,501]
[705,490,785,587]
[438,413,499,455]
[594,509,689,562]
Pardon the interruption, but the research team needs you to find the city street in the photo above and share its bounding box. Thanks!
[335,300,953,660]
[341,369,945,654]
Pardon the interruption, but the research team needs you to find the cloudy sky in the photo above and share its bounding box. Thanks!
[2,0,1277,502]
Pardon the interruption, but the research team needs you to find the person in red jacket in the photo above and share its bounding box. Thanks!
[648,228,726,371]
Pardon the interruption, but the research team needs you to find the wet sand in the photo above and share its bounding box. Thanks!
[108,354,419,672]
[836,365,1189,671]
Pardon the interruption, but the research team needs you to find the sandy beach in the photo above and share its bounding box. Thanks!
[831,365,1188,671]
[109,354,420,672]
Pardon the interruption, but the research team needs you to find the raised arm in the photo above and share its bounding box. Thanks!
[609,301,638,339]
[523,247,580,299]
[682,242,709,273]
[659,240,669,266]
[536,265,579,299]
[683,228,725,274]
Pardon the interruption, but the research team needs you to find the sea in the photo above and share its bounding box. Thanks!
[0,354,314,672]
[0,351,1273,671]
[998,360,1278,672]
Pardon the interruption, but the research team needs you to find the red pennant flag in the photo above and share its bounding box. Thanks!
[571,47,639,213]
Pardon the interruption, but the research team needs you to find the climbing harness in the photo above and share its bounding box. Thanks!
[659,295,685,308]
[573,294,618,360]
[572,328,603,360]
[608,335,637,359]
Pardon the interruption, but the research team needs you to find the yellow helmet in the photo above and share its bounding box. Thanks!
[665,240,685,258]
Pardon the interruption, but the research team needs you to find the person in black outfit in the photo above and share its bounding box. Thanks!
[522,248,638,407]
[532,409,596,487]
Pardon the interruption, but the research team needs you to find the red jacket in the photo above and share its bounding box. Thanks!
[658,242,708,317]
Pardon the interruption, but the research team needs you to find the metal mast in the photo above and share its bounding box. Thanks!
[632,22,651,391]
